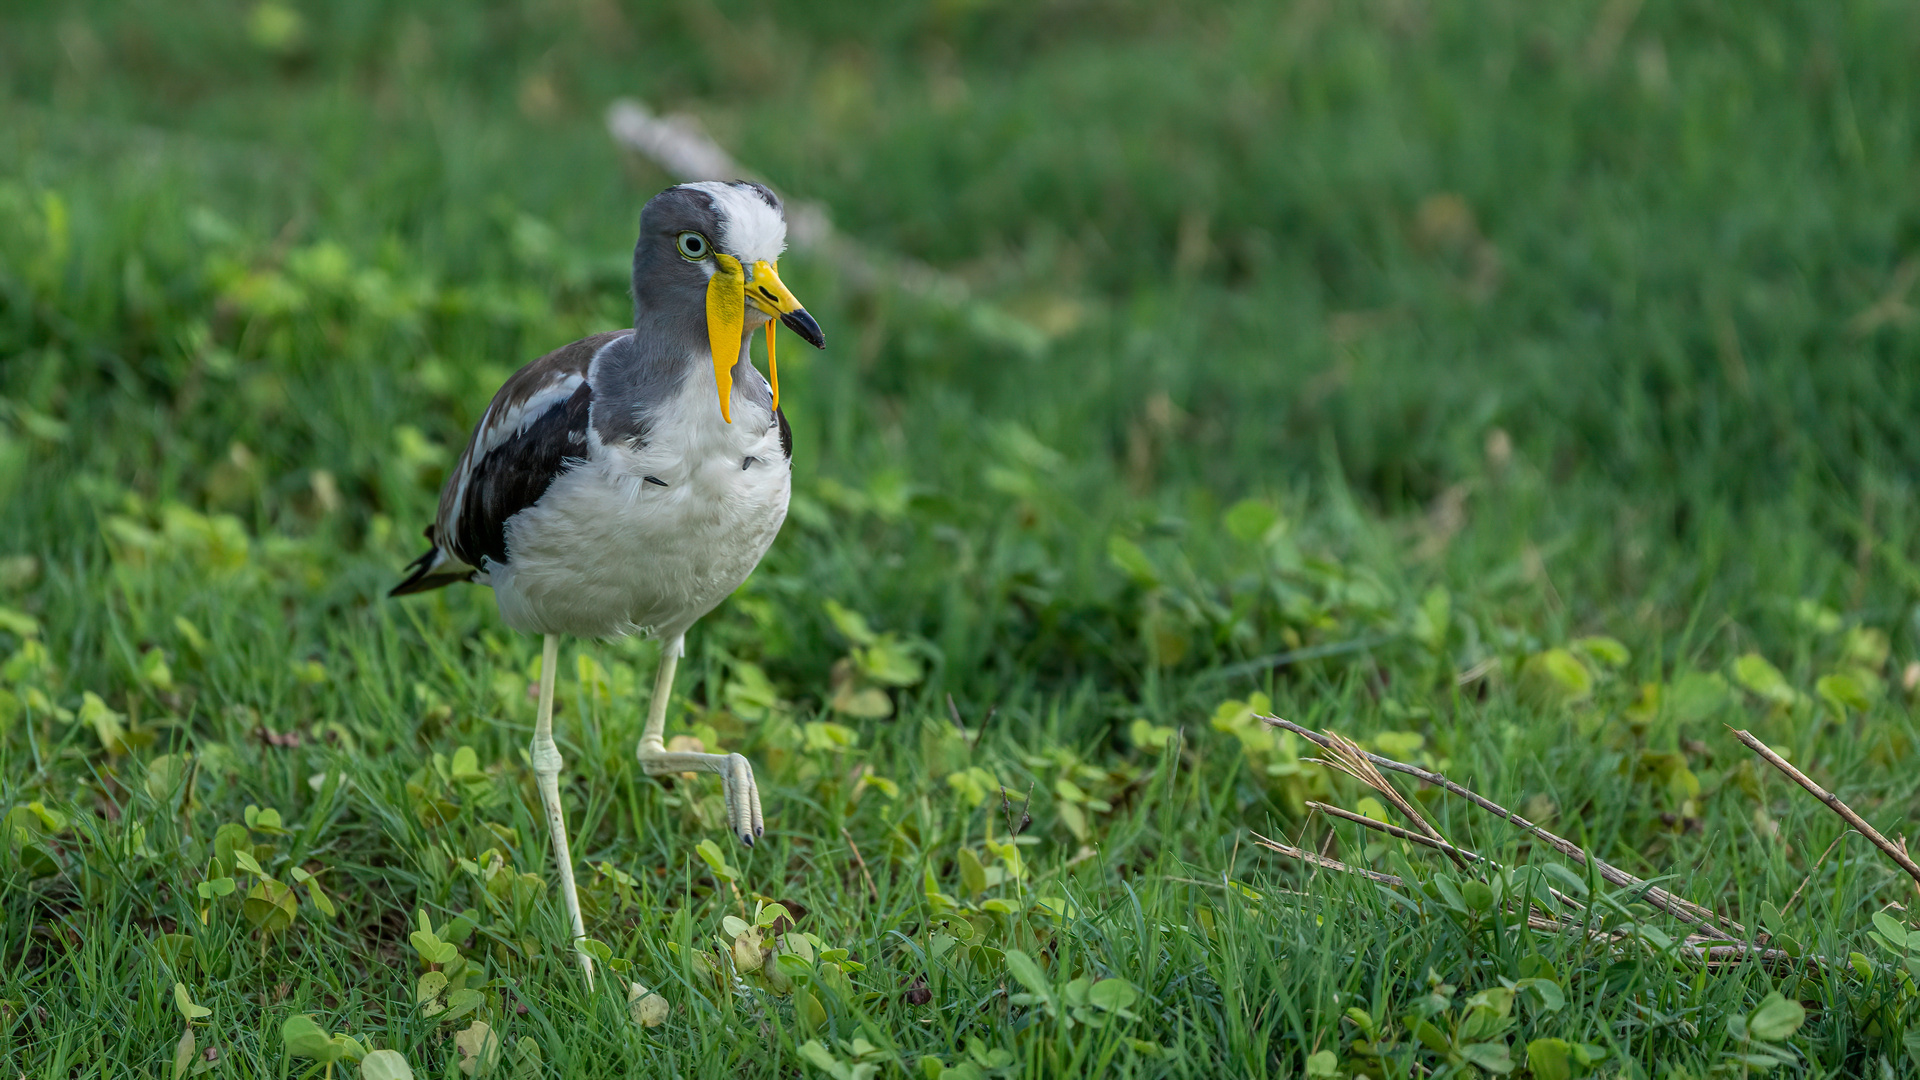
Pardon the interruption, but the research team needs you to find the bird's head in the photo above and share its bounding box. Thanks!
[633,180,826,422]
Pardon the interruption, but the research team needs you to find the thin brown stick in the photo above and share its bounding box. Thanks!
[1307,801,1586,915]
[1304,731,1470,871]
[1730,728,1920,891]
[1307,801,1485,863]
[1248,832,1405,886]
[1265,714,1743,935]
[1253,830,1803,969]
[840,827,878,904]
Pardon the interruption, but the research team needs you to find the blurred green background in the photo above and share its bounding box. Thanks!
[5,0,1920,1075]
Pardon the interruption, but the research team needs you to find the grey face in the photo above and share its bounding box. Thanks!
[630,186,726,318]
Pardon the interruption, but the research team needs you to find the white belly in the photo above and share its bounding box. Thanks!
[487,380,790,640]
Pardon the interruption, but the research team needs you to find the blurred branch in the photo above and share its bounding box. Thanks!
[604,98,1043,354]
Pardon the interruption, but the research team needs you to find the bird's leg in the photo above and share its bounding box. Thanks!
[636,634,764,845]
[529,634,594,987]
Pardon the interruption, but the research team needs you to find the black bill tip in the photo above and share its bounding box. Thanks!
[780,308,826,349]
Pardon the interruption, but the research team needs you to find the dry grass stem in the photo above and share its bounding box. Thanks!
[1251,831,1804,971]
[1265,714,1743,936]
[1304,731,1469,870]
[1730,727,1920,891]
[1306,801,1483,863]
[1247,832,1406,886]
[1779,829,1855,919]
[841,827,879,904]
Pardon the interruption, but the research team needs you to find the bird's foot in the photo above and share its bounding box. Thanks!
[638,746,763,845]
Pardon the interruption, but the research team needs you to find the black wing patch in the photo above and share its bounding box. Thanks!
[451,379,594,569]
[776,407,793,461]
[388,549,473,596]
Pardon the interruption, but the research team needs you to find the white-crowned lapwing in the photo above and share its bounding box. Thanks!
[392,180,825,982]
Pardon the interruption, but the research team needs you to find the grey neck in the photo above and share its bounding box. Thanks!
[590,303,770,446]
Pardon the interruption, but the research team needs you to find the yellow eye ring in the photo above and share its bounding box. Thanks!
[677,231,711,260]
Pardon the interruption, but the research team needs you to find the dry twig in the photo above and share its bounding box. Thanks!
[1265,714,1742,936]
[1306,800,1484,864]
[1730,727,1920,891]
[1249,830,1802,970]
[1306,731,1469,870]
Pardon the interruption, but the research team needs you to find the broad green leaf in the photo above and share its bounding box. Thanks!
[797,1039,843,1076]
[173,982,211,1021]
[1519,649,1592,707]
[138,646,174,690]
[243,878,298,934]
[173,1027,196,1080]
[1002,949,1053,1004]
[1843,626,1891,671]
[196,876,236,899]
[512,1038,542,1080]
[0,606,39,639]
[855,639,923,687]
[1086,977,1139,1012]
[441,988,484,1022]
[1745,991,1806,1042]
[244,805,287,834]
[957,848,987,898]
[1733,653,1797,707]
[77,692,127,753]
[1223,499,1279,543]
[302,875,337,918]
[1571,635,1630,669]
[1128,719,1176,748]
[1514,977,1565,1013]
[1872,911,1909,950]
[282,1015,345,1062]
[410,930,456,965]
[145,754,192,804]
[1526,1038,1571,1080]
[1106,534,1159,587]
[1816,671,1873,713]
[1460,1040,1515,1073]
[454,1020,502,1076]
[829,685,892,719]
[628,983,669,1027]
[823,601,878,647]
[1372,731,1424,760]
[360,1049,415,1080]
[695,838,737,881]
[1302,1049,1338,1077]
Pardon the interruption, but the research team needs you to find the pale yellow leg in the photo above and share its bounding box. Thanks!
[530,634,594,986]
[636,634,764,845]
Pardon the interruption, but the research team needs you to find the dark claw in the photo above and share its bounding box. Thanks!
[741,832,755,848]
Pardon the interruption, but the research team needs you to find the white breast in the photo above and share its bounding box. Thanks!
[487,368,790,640]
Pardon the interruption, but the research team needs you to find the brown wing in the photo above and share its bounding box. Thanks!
[391,330,626,595]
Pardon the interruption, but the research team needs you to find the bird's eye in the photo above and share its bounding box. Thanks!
[676,232,710,260]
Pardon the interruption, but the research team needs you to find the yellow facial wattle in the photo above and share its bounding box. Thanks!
[705,252,747,423]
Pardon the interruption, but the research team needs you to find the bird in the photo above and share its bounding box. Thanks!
[389,180,824,983]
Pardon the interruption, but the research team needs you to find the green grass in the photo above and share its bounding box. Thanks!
[5,0,1920,1075]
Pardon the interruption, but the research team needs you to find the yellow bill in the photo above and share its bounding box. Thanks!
[705,255,826,422]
